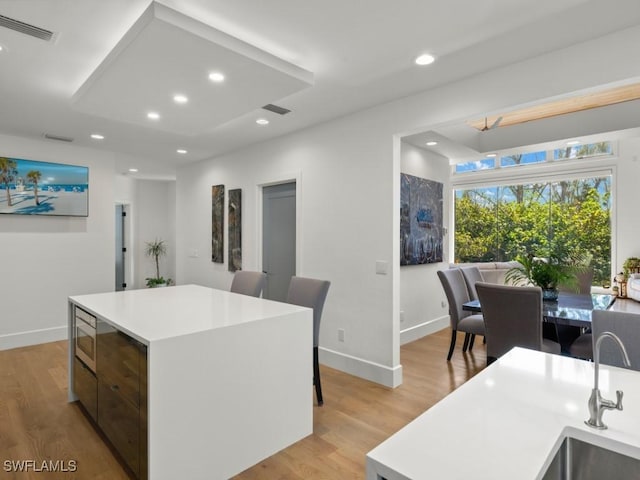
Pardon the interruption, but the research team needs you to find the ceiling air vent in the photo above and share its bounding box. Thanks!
[262,104,291,115]
[0,14,55,42]
[43,133,74,143]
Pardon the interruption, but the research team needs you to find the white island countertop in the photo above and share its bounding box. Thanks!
[366,347,640,480]
[69,283,309,344]
[69,284,313,480]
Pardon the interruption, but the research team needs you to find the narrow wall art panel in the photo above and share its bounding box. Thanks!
[400,173,443,265]
[228,188,242,272]
[211,184,225,263]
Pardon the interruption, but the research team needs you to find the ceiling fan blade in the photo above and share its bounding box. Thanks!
[489,116,503,130]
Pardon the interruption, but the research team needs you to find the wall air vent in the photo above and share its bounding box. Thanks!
[262,104,291,115]
[43,133,74,143]
[0,14,55,42]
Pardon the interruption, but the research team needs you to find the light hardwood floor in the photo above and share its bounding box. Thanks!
[0,329,486,479]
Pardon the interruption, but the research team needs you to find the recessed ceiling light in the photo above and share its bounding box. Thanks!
[177,149,187,154]
[566,140,580,145]
[415,53,435,66]
[208,72,225,83]
[486,153,497,158]
[90,134,104,140]
[129,168,138,173]
[256,118,269,125]
[147,111,160,120]
[426,141,438,146]
[0,45,4,53]
[173,94,188,104]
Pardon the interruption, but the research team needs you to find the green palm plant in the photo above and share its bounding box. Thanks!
[505,246,590,297]
[26,170,42,205]
[0,157,18,207]
[144,238,171,287]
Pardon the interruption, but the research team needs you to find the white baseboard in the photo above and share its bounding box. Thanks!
[319,347,403,388]
[0,326,67,351]
[400,315,449,346]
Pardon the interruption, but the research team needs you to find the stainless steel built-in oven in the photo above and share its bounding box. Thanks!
[74,306,97,372]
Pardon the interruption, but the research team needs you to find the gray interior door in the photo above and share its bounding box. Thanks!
[262,182,296,301]
[115,205,126,291]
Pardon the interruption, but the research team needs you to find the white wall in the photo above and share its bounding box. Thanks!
[615,138,640,269]
[176,24,640,387]
[399,143,451,345]
[0,134,116,349]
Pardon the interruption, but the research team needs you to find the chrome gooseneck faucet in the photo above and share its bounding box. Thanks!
[585,331,631,430]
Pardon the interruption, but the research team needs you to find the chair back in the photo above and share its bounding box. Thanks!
[591,310,640,371]
[286,276,331,347]
[437,269,472,329]
[475,282,543,359]
[559,267,594,294]
[230,271,267,297]
[459,266,484,301]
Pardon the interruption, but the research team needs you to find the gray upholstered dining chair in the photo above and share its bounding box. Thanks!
[568,332,593,360]
[591,310,640,371]
[475,282,561,365]
[559,267,594,295]
[286,276,331,406]
[230,271,267,297]
[459,266,484,301]
[437,269,485,361]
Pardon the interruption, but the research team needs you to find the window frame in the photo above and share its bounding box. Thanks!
[449,149,619,284]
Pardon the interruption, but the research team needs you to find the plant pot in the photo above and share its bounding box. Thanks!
[542,288,559,302]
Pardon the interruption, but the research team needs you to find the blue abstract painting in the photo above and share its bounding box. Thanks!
[400,173,443,265]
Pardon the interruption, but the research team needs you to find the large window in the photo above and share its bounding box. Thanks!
[454,175,611,285]
[454,142,612,175]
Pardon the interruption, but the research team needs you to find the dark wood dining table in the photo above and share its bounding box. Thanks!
[462,292,616,329]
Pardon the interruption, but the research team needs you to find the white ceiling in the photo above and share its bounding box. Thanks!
[1,0,640,178]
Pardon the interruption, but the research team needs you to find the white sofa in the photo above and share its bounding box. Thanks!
[628,274,640,302]
[449,261,522,285]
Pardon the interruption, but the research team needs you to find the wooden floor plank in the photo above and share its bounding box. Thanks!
[0,329,485,479]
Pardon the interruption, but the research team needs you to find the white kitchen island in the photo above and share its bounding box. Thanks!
[68,284,313,480]
[367,347,640,480]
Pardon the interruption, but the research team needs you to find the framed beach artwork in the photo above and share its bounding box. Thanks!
[400,173,443,265]
[211,184,225,263]
[0,156,89,216]
[228,188,242,272]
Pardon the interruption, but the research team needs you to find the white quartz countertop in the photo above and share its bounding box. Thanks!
[366,347,640,480]
[69,284,310,344]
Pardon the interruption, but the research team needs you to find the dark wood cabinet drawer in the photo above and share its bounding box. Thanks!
[97,327,140,407]
[98,378,140,475]
[95,319,148,479]
[73,357,97,421]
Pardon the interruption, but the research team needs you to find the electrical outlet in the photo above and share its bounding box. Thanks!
[189,249,199,258]
[441,299,447,308]
[400,310,405,323]
[338,328,345,342]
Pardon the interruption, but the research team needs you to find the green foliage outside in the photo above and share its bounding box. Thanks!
[455,177,611,286]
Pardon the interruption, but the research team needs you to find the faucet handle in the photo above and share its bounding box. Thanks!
[615,390,624,411]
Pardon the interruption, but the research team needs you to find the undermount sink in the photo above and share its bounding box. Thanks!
[540,430,640,480]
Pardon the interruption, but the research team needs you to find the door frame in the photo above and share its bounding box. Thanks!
[115,202,134,290]
[256,171,302,278]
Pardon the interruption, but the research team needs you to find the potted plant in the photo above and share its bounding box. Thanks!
[145,238,172,288]
[623,257,640,278]
[505,249,587,301]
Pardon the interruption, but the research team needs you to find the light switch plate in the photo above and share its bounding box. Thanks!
[376,260,388,275]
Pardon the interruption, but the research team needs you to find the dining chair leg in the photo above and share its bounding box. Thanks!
[313,346,323,406]
[462,333,471,352]
[447,330,457,361]
[468,334,476,351]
